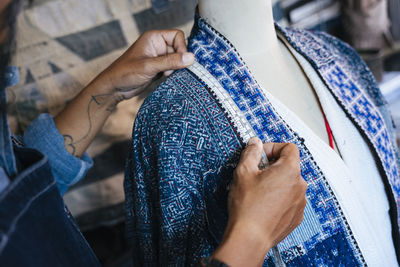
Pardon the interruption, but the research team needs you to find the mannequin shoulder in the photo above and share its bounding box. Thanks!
[136,68,205,123]
[279,25,358,62]
[280,25,384,106]
[134,68,240,145]
[309,29,386,106]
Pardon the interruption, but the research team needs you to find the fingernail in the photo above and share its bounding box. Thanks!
[164,70,174,76]
[182,52,194,65]
[247,137,260,146]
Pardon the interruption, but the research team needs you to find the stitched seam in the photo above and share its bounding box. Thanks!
[193,17,366,265]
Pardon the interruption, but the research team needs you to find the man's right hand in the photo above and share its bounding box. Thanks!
[211,138,307,266]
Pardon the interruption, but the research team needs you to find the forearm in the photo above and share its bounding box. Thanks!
[54,79,117,157]
[211,222,272,267]
[54,30,194,158]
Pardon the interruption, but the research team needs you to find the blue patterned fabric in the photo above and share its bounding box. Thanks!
[125,15,400,266]
[277,27,400,210]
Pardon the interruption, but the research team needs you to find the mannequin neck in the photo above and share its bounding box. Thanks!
[197,0,331,146]
[198,0,279,55]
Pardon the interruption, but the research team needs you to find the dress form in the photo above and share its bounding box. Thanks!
[198,0,331,146]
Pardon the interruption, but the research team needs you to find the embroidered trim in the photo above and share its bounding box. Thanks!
[188,63,255,144]
[189,15,366,265]
[276,26,400,224]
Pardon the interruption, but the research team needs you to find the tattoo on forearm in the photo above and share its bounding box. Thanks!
[63,134,76,155]
[62,93,115,156]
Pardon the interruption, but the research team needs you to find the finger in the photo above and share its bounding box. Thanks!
[263,142,299,162]
[237,137,263,174]
[163,46,178,76]
[166,45,175,54]
[160,30,187,54]
[145,52,194,74]
[163,70,174,76]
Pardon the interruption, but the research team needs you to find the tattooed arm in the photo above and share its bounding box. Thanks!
[54,30,194,157]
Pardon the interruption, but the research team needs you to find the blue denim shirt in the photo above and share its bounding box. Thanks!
[1,67,92,195]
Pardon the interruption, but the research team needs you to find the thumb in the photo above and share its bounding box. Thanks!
[237,137,263,173]
[145,52,195,74]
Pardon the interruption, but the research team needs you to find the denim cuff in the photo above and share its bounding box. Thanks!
[23,114,93,195]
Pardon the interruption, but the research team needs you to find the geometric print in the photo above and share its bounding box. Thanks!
[188,15,366,265]
[124,14,399,266]
[187,62,327,259]
[124,67,243,265]
[277,26,400,231]
[187,62,256,143]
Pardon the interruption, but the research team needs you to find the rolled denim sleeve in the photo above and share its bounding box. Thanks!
[23,113,93,195]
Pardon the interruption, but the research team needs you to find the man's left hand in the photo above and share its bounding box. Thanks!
[92,29,195,101]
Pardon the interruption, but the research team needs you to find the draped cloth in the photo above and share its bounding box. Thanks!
[124,14,400,266]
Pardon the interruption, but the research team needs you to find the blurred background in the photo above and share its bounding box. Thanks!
[6,0,400,265]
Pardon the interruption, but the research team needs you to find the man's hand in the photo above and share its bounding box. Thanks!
[211,138,307,266]
[55,30,194,157]
[93,29,195,101]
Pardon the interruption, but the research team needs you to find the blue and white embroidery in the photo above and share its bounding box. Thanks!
[125,14,399,266]
[278,26,400,225]
[188,16,366,265]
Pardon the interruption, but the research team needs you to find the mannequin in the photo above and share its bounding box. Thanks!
[124,1,400,264]
[195,1,399,264]
[198,0,331,146]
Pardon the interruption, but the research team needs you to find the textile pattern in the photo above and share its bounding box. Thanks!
[277,25,400,229]
[125,14,400,266]
[124,68,243,265]
[188,16,365,265]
